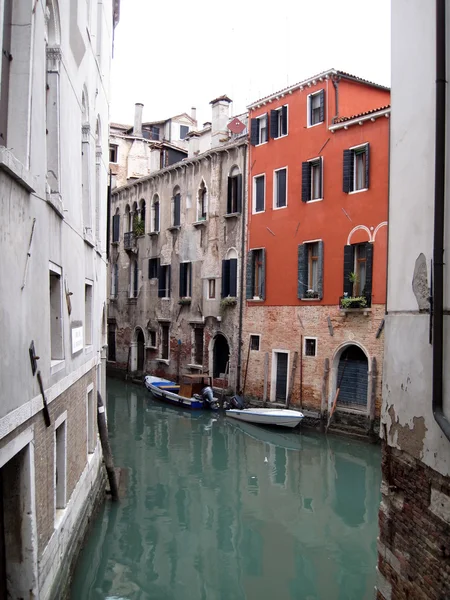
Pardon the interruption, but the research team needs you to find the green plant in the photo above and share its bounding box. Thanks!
[304,289,319,299]
[220,297,237,312]
[178,297,192,306]
[340,296,367,309]
[348,272,359,284]
[133,217,145,236]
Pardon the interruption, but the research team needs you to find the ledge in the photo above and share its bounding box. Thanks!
[167,225,181,232]
[247,298,264,303]
[0,147,37,192]
[341,308,372,316]
[156,359,170,365]
[84,230,95,247]
[146,345,157,350]
[50,359,65,375]
[187,364,203,370]
[300,297,321,302]
[224,212,241,219]
[147,231,159,237]
[193,220,207,227]
[46,192,64,218]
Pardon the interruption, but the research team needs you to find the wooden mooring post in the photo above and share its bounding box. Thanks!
[262,352,269,407]
[285,351,298,408]
[97,391,119,502]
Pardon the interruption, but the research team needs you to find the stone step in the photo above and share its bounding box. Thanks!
[327,423,377,442]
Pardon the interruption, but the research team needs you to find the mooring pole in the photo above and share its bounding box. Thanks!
[97,391,119,502]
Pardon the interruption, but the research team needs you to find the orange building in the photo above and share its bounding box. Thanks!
[242,70,390,426]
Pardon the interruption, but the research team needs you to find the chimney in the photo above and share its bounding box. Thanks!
[210,95,232,148]
[191,107,197,124]
[186,130,200,158]
[133,103,143,137]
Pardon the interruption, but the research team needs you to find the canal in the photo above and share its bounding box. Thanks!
[71,378,381,600]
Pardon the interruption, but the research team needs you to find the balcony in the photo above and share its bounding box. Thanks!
[339,294,372,314]
[124,231,136,251]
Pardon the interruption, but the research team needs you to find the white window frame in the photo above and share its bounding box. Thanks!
[84,279,93,350]
[54,411,68,520]
[249,334,261,351]
[180,262,192,298]
[308,156,323,202]
[307,90,324,128]
[49,262,65,370]
[303,337,318,357]
[151,196,160,233]
[274,104,289,139]
[273,167,288,210]
[207,278,216,300]
[256,114,268,146]
[109,144,118,163]
[252,173,266,214]
[349,143,369,194]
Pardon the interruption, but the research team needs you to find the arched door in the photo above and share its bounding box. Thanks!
[213,335,229,378]
[136,329,145,372]
[337,345,368,409]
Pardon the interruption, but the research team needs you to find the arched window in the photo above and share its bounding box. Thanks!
[172,186,181,227]
[81,89,91,235]
[139,199,146,228]
[112,207,120,243]
[227,166,242,215]
[197,180,207,221]
[129,258,138,298]
[111,263,118,298]
[151,194,160,232]
[125,204,132,232]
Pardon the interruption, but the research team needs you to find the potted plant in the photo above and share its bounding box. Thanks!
[348,272,359,285]
[178,297,192,306]
[133,217,145,236]
[340,295,368,309]
[304,289,319,299]
[220,297,237,312]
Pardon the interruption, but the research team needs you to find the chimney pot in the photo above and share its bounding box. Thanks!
[133,103,144,137]
[191,107,197,123]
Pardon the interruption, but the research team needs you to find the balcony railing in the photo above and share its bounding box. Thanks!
[339,293,372,310]
[124,231,136,250]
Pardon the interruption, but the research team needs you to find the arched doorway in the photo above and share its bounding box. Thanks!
[136,329,145,372]
[336,345,368,409]
[213,334,229,378]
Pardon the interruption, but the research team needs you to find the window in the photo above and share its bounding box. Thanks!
[49,265,64,361]
[87,387,95,453]
[221,254,238,298]
[148,258,159,279]
[180,125,189,140]
[250,113,268,145]
[111,263,118,298]
[343,243,373,301]
[139,200,146,228]
[160,324,169,360]
[253,174,265,213]
[270,106,288,138]
[297,241,324,300]
[108,320,116,361]
[208,279,216,299]
[0,0,12,146]
[302,158,323,202]
[109,144,118,163]
[179,262,192,298]
[193,327,204,365]
[158,264,171,298]
[246,249,266,300]
[250,335,260,351]
[84,282,93,346]
[172,190,181,227]
[198,181,207,220]
[112,209,120,243]
[151,195,160,232]
[227,167,242,214]
[308,90,325,126]
[149,330,157,348]
[304,338,317,357]
[129,259,138,298]
[143,125,160,141]
[274,168,287,209]
[343,144,370,193]
[55,418,67,510]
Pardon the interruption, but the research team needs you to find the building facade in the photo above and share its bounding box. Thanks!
[0,0,118,596]
[242,70,390,425]
[377,2,450,598]
[108,97,248,389]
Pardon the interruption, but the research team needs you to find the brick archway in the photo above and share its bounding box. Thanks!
[329,342,371,414]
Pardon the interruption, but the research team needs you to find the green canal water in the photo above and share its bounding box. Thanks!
[71,378,381,600]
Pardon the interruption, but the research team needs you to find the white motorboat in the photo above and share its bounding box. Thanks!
[225,407,304,428]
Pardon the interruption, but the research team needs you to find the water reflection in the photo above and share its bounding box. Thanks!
[71,379,381,600]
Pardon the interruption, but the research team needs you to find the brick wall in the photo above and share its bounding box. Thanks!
[377,443,450,599]
[243,303,385,414]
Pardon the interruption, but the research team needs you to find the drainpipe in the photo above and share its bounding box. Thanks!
[331,75,340,123]
[432,0,450,441]
[236,142,247,392]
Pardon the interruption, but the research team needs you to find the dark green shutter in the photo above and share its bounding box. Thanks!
[227,177,232,214]
[365,143,370,189]
[246,251,254,299]
[133,260,138,297]
[189,262,192,297]
[148,259,152,279]
[319,89,325,123]
[179,263,186,297]
[114,263,118,293]
[158,264,164,297]
[174,194,181,226]
[364,243,373,300]
[112,214,120,242]
[236,174,242,213]
[221,260,230,297]
[319,157,323,199]
[317,241,324,300]
[229,259,237,297]
[277,169,287,207]
[301,162,311,202]
[270,110,279,138]
[281,105,288,135]
[154,201,160,231]
[343,245,355,296]
[264,113,269,141]
[255,176,265,212]
[250,119,259,145]
[297,244,308,299]
[343,149,353,193]
[260,249,266,301]
[167,265,171,297]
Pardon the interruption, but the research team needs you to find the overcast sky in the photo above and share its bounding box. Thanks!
[110,0,390,127]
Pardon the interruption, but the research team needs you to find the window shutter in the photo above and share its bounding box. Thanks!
[264,113,269,141]
[301,162,311,202]
[221,260,230,298]
[277,169,287,207]
[188,262,192,297]
[174,194,181,226]
[158,264,164,297]
[154,202,160,231]
[114,263,118,295]
[317,240,324,300]
[133,261,138,297]
[281,105,288,135]
[343,149,353,193]
[297,244,308,299]
[229,258,238,297]
[148,259,152,279]
[270,110,279,138]
[236,174,242,213]
[364,242,373,300]
[112,214,120,242]
[260,248,266,301]
[246,251,254,299]
[319,89,325,123]
[167,265,171,297]
[227,177,232,214]
[343,245,355,296]
[179,263,186,297]
[365,143,370,189]
[250,119,259,146]
[319,157,323,199]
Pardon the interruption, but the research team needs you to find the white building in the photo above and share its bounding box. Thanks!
[378,1,450,598]
[0,0,119,597]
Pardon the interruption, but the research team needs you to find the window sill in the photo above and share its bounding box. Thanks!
[224,212,241,219]
[273,133,288,140]
[127,297,138,304]
[54,507,67,530]
[349,188,368,195]
[46,192,65,218]
[0,147,37,192]
[341,308,372,316]
[187,364,203,370]
[156,359,170,365]
[146,345,157,350]
[111,241,119,246]
[307,121,324,129]
[193,220,207,227]
[160,297,171,301]
[305,198,323,204]
[148,231,159,237]
[84,345,93,355]
[300,297,321,302]
[255,141,268,147]
[248,298,265,303]
[252,209,265,215]
[109,295,118,301]
[51,359,65,375]
[273,204,287,211]
[168,226,181,232]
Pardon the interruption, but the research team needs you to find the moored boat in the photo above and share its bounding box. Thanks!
[144,373,219,410]
[225,407,304,428]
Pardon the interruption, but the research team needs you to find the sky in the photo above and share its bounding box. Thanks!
[110,0,390,127]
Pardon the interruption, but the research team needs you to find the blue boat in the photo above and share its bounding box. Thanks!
[144,373,219,410]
